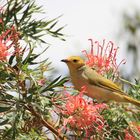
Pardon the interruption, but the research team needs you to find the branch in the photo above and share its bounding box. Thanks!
[25,104,67,140]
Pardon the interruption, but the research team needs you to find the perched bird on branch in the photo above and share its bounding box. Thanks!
[61,56,140,107]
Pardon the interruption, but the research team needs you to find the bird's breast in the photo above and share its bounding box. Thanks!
[70,71,112,102]
[70,71,87,90]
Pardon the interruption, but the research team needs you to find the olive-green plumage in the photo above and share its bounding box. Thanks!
[61,56,140,107]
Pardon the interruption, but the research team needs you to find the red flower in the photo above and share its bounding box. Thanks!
[61,88,107,136]
[37,78,46,86]
[0,29,12,61]
[129,122,140,132]
[0,41,9,61]
[0,21,21,61]
[82,38,126,78]
[124,130,135,140]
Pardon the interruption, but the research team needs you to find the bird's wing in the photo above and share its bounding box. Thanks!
[82,66,124,94]
[97,78,124,94]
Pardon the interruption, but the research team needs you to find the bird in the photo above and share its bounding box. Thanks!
[61,56,140,107]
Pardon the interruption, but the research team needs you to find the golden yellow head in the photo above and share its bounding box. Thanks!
[61,56,85,70]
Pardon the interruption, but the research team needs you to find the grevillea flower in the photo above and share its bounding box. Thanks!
[130,122,140,133]
[0,41,9,61]
[0,21,21,61]
[0,29,12,61]
[82,38,126,78]
[61,87,107,137]
[0,19,16,61]
[124,122,140,140]
[37,78,46,86]
[124,130,135,140]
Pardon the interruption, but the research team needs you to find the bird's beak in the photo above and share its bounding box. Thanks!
[61,59,69,63]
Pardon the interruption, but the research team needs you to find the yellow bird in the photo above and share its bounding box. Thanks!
[61,56,140,107]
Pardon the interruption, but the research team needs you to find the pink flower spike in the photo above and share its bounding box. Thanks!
[82,38,126,79]
[88,38,94,55]
[124,130,135,140]
[0,41,9,61]
[61,89,107,136]
[99,39,105,56]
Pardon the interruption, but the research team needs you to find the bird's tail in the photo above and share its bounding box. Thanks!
[123,95,140,107]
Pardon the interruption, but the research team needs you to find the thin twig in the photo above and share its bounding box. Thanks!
[119,77,139,87]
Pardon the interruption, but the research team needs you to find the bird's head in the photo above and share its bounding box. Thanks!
[61,56,85,71]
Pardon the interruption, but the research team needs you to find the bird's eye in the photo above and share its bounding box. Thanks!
[73,59,78,63]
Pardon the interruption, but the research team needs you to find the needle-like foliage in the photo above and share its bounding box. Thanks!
[0,0,139,140]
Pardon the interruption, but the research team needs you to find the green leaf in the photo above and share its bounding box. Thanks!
[26,94,33,102]
[0,106,11,113]
[9,54,16,65]
[22,46,49,65]
[4,94,14,100]
[22,44,34,65]
[19,3,31,23]
[0,119,9,126]
[3,127,13,138]
[40,76,68,93]
[49,21,58,30]
[40,76,61,92]
[54,77,69,87]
